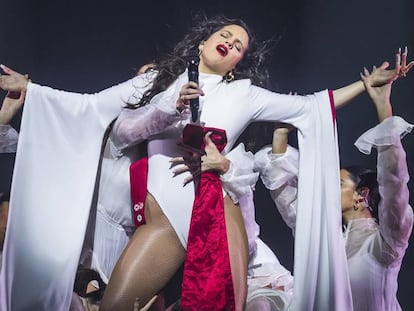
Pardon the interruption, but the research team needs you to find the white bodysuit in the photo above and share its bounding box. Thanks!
[1,70,350,310]
[114,72,332,247]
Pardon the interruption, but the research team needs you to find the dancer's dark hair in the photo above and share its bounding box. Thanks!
[131,13,273,108]
[343,166,380,221]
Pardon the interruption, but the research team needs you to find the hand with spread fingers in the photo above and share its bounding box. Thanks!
[365,47,414,87]
[0,64,30,93]
[397,46,414,78]
[171,131,230,186]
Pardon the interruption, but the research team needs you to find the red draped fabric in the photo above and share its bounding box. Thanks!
[128,124,235,310]
[181,124,235,311]
[130,157,148,227]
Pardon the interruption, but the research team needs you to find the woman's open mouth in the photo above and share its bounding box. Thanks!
[216,44,228,56]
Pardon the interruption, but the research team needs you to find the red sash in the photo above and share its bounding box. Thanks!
[129,157,148,227]
[180,124,235,311]
[128,125,235,310]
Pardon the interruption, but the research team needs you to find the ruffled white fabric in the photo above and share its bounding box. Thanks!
[258,116,413,311]
[355,116,413,154]
[0,124,18,153]
[220,143,260,254]
[248,239,293,291]
[246,286,293,311]
[221,143,259,203]
[254,145,299,234]
[254,145,299,191]
[246,239,293,310]
[345,116,413,311]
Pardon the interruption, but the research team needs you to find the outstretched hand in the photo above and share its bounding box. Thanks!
[0,64,30,92]
[360,47,413,122]
[365,47,414,87]
[170,132,230,186]
[361,68,393,122]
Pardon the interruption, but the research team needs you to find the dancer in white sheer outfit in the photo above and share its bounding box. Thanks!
[0,15,406,310]
[255,64,413,311]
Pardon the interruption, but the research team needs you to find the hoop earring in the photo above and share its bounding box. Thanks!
[353,202,359,211]
[224,70,235,83]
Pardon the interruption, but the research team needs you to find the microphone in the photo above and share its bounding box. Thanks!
[187,51,200,123]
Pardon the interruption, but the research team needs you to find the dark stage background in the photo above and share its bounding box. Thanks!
[1,0,413,308]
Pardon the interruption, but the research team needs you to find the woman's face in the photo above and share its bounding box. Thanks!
[198,24,249,76]
[340,169,358,214]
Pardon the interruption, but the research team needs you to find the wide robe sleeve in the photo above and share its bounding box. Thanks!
[248,87,352,311]
[0,75,154,311]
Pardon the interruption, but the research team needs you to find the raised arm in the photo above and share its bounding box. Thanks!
[355,66,414,260]
[333,47,413,109]
[254,126,299,233]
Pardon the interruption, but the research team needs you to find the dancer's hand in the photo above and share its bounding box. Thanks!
[366,47,413,87]
[171,132,229,186]
[397,46,414,78]
[361,68,394,122]
[0,64,30,92]
[176,82,204,113]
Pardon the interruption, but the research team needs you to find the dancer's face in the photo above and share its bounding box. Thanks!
[198,24,249,76]
[340,169,358,214]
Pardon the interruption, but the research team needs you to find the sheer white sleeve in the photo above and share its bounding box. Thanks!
[0,125,18,153]
[219,143,260,255]
[355,116,414,261]
[254,145,299,190]
[220,143,259,204]
[111,75,187,152]
[254,145,299,233]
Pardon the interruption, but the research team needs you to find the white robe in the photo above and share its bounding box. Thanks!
[0,74,180,311]
[346,116,413,311]
[1,72,351,311]
[114,73,352,311]
[256,116,414,311]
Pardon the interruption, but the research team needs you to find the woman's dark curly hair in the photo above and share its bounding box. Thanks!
[133,14,272,108]
[342,166,380,221]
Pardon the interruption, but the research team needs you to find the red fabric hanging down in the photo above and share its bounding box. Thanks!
[180,124,235,311]
[129,157,148,227]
